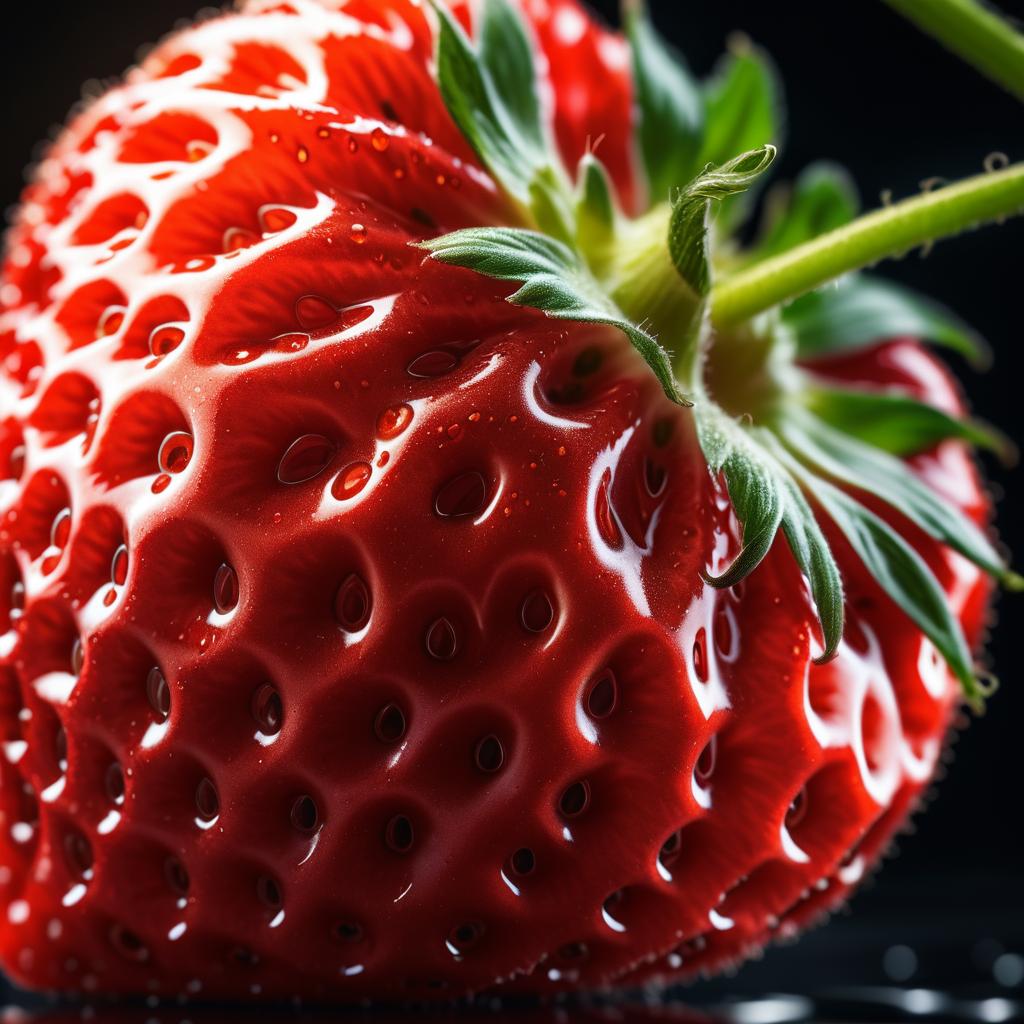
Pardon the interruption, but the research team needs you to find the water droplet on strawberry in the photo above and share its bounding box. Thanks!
[332,462,371,500]
[334,573,371,632]
[294,295,337,331]
[376,403,413,441]
[9,580,25,618]
[272,332,309,353]
[259,206,297,232]
[349,223,368,244]
[110,544,129,586]
[158,431,193,474]
[51,508,72,548]
[251,683,282,736]
[70,637,84,676]
[695,735,718,788]
[434,471,487,519]
[97,306,125,338]
[644,458,667,497]
[370,127,389,152]
[222,227,259,253]
[594,471,622,549]
[277,434,335,484]
[146,666,170,720]
[424,617,458,660]
[213,563,239,614]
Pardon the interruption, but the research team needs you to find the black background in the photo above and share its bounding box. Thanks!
[0,0,1021,989]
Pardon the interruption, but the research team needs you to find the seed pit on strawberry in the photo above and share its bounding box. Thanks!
[384,813,415,854]
[558,779,590,819]
[118,112,218,165]
[71,192,150,246]
[64,829,94,881]
[276,433,337,485]
[290,794,319,833]
[109,924,149,963]
[446,921,484,956]
[434,470,488,519]
[163,856,189,897]
[332,921,364,944]
[104,761,126,805]
[256,874,283,911]
[145,666,170,721]
[333,573,371,633]
[29,373,100,449]
[194,776,219,824]
[372,702,406,744]
[54,279,128,350]
[585,668,618,719]
[519,588,555,633]
[91,391,190,488]
[424,616,458,661]
[212,562,239,615]
[508,846,536,877]
[12,470,71,561]
[250,683,283,737]
[473,734,504,774]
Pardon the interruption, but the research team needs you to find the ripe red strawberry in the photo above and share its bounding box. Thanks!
[0,0,1021,1005]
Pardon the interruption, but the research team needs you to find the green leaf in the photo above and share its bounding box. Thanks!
[805,384,1008,457]
[781,273,987,365]
[430,0,549,204]
[415,227,688,405]
[668,145,777,297]
[777,408,1022,589]
[696,405,844,661]
[807,472,984,705]
[696,40,783,230]
[752,162,859,262]
[625,3,704,207]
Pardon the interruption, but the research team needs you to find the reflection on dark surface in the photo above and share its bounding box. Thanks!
[2,875,1021,1022]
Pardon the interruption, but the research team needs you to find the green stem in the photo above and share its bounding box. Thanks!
[882,0,1024,101]
[711,161,1024,327]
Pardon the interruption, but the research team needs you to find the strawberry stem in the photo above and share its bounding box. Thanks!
[882,0,1024,102]
[711,161,1024,327]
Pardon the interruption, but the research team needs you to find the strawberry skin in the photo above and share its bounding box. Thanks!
[0,0,993,1003]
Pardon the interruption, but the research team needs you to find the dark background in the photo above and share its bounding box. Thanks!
[1,0,1022,1007]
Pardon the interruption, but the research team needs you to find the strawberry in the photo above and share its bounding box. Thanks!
[0,0,1021,1005]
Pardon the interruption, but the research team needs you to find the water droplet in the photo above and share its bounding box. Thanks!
[785,786,808,830]
[384,813,414,853]
[586,669,618,719]
[158,431,193,474]
[695,735,717,788]
[520,589,554,633]
[10,580,25,617]
[164,856,189,895]
[146,666,170,720]
[195,777,219,822]
[213,563,239,614]
[376,404,413,441]
[370,127,389,152]
[110,544,129,586]
[259,207,297,233]
[251,683,282,735]
[349,223,368,244]
[105,762,125,805]
[51,508,72,548]
[97,306,125,338]
[474,734,504,774]
[272,332,309,353]
[424,617,457,660]
[408,347,461,381]
[692,628,709,683]
[374,703,406,743]
[64,830,93,879]
[334,574,371,632]
[294,295,337,331]
[509,847,535,876]
[558,780,590,819]
[296,145,309,164]
[277,434,335,485]
[149,324,185,357]
[434,471,487,518]
[152,473,171,494]
[594,472,622,549]
[290,795,319,833]
[222,227,259,253]
[332,461,371,501]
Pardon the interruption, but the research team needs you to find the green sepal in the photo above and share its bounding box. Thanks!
[805,383,1009,458]
[625,1,704,207]
[696,39,784,230]
[781,273,988,366]
[777,408,1023,590]
[575,153,617,268]
[695,404,844,662]
[414,227,689,406]
[430,0,553,207]
[803,469,986,708]
[751,162,859,262]
[668,146,777,298]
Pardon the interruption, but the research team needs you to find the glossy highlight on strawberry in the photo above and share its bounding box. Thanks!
[0,0,1018,1006]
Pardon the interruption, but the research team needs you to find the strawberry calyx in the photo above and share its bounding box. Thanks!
[418,0,1024,706]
